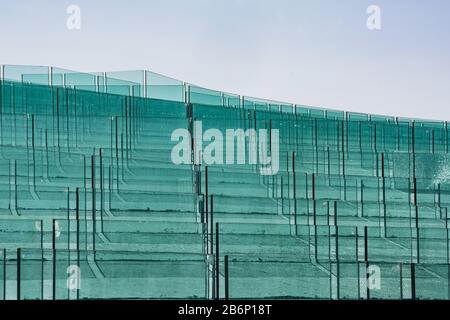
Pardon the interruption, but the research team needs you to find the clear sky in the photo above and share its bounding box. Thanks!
[0,0,449,120]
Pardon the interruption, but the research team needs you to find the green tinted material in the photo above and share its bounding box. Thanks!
[0,64,450,300]
[146,71,184,102]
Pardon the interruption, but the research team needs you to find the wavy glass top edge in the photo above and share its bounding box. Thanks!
[0,63,446,125]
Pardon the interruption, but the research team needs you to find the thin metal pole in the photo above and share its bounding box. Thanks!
[224,255,229,300]
[411,264,416,300]
[16,248,21,300]
[210,195,214,255]
[215,223,219,300]
[92,154,96,252]
[3,248,6,300]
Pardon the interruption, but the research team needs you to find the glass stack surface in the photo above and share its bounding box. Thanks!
[0,64,449,300]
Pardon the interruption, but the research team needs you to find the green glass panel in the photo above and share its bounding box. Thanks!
[1,65,450,300]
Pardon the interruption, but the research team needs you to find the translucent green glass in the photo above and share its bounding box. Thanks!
[1,64,450,300]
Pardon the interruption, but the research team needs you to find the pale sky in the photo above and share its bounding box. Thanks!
[0,0,449,120]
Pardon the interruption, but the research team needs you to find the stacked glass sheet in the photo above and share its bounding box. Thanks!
[0,64,449,300]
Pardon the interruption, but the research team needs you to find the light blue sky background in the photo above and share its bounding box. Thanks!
[0,0,449,120]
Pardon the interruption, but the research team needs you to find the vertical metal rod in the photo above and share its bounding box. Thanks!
[335,225,340,300]
[210,195,214,255]
[84,156,87,252]
[110,117,113,164]
[3,248,6,300]
[92,154,96,252]
[215,222,219,300]
[364,226,368,262]
[67,187,70,277]
[26,114,30,191]
[224,255,229,300]
[205,166,208,226]
[269,120,272,153]
[74,88,78,148]
[16,248,21,301]
[32,114,36,189]
[40,219,44,300]
[293,152,297,235]
[210,194,214,299]
[56,88,60,153]
[52,249,56,300]
[335,225,339,262]
[125,97,129,162]
[446,121,449,154]
[115,117,119,192]
[438,183,441,208]
[334,201,338,227]
[14,160,17,212]
[414,177,418,207]
[364,226,370,300]
[100,148,104,233]
[411,264,416,300]
[432,130,435,153]
[416,206,420,264]
[120,133,124,180]
[52,219,56,250]
[312,173,316,224]
[66,88,70,154]
[45,129,49,178]
[382,153,387,235]
[412,122,416,178]
[109,166,112,211]
[76,187,80,270]
[374,123,377,152]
